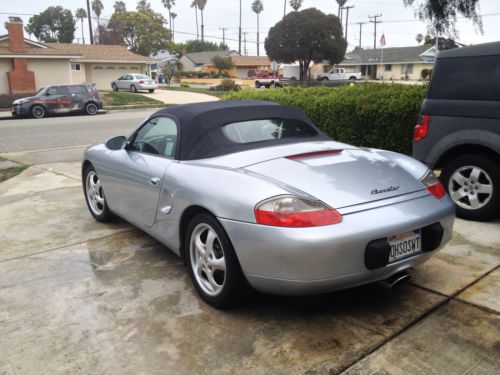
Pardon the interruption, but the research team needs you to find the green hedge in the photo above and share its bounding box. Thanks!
[223,83,428,155]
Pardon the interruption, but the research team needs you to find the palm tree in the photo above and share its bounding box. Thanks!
[75,8,87,44]
[196,0,207,42]
[92,0,104,43]
[336,0,347,18]
[415,33,424,44]
[162,0,175,29]
[251,0,263,56]
[113,1,126,13]
[289,0,302,11]
[191,1,199,40]
[171,12,177,42]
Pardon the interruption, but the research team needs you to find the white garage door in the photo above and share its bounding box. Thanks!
[89,64,143,90]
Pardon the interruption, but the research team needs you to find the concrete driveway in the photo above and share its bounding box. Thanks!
[142,89,219,105]
[0,148,498,374]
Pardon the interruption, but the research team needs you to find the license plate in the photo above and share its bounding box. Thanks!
[388,230,422,263]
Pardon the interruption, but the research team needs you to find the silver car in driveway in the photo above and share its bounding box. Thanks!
[82,101,455,307]
[111,73,158,93]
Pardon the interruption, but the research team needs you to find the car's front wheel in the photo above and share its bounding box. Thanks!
[112,83,118,91]
[185,213,247,308]
[255,81,261,88]
[84,102,98,115]
[31,105,45,119]
[440,154,499,221]
[148,89,155,93]
[83,165,115,222]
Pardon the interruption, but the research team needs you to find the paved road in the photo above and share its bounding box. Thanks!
[0,110,155,153]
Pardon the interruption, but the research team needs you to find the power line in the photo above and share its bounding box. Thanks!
[369,14,382,49]
[219,27,228,46]
[357,22,366,49]
[342,5,355,41]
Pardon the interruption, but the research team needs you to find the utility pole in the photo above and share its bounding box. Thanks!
[219,27,228,48]
[243,32,248,56]
[357,22,366,49]
[342,5,354,42]
[369,14,382,49]
[238,0,242,54]
[86,0,93,45]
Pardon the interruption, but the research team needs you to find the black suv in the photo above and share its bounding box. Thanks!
[413,42,500,221]
[12,83,103,119]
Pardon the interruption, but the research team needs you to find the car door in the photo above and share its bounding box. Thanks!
[67,85,86,111]
[44,86,70,114]
[98,116,178,227]
[118,75,129,89]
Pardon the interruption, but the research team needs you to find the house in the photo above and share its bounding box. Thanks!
[150,49,178,76]
[179,50,240,71]
[338,45,437,80]
[204,55,272,78]
[0,18,157,94]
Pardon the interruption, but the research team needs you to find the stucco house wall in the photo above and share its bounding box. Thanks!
[27,59,72,89]
[0,59,11,94]
[378,62,432,80]
[179,56,197,71]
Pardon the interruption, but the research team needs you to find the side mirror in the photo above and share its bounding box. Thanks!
[105,135,127,150]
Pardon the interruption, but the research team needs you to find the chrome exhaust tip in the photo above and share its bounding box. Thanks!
[379,270,412,290]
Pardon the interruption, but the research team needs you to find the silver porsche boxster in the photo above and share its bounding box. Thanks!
[82,101,455,307]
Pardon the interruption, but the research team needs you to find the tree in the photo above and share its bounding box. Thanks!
[212,56,234,72]
[113,1,126,13]
[415,33,423,44]
[171,12,177,41]
[196,0,207,42]
[289,0,303,11]
[265,8,347,81]
[336,0,347,17]
[162,0,175,29]
[105,9,171,56]
[92,0,104,26]
[75,8,88,44]
[403,0,482,37]
[424,35,460,50]
[136,0,152,12]
[26,6,75,43]
[251,0,264,56]
[161,59,182,85]
[191,1,199,40]
[169,40,226,55]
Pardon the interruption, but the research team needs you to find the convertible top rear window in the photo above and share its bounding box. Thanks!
[222,119,317,144]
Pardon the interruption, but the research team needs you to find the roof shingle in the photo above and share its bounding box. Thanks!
[45,43,157,62]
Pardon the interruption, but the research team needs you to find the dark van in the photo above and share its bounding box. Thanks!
[413,42,500,221]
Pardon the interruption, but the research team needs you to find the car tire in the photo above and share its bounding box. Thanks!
[83,164,115,222]
[148,89,155,93]
[349,76,357,81]
[112,83,118,91]
[130,85,138,93]
[440,154,499,221]
[255,82,261,89]
[31,105,45,119]
[84,102,98,115]
[185,213,248,308]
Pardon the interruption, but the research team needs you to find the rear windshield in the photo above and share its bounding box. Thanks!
[222,118,317,144]
[429,55,500,101]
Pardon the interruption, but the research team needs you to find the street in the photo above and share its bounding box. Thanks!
[0,110,156,153]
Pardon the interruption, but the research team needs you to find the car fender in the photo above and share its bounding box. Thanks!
[370,148,429,180]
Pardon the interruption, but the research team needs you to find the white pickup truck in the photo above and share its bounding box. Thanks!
[317,68,363,81]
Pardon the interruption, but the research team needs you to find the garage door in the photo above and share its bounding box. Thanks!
[89,64,142,90]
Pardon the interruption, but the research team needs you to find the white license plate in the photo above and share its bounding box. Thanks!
[388,230,422,263]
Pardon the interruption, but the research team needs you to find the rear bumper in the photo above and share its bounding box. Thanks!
[220,194,455,295]
[137,84,158,90]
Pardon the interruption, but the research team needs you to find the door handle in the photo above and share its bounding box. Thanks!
[149,177,161,186]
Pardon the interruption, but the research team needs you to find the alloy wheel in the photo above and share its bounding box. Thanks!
[86,171,105,215]
[190,223,226,296]
[86,103,98,115]
[448,165,493,210]
[32,105,45,118]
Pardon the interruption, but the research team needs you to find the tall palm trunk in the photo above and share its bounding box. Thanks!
[200,9,205,42]
[194,3,199,40]
[80,19,85,44]
[256,13,260,56]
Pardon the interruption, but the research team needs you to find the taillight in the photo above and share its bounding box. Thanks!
[254,195,342,227]
[414,115,430,142]
[420,170,446,199]
[286,150,342,160]
[139,80,145,84]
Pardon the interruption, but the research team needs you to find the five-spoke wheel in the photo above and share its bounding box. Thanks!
[83,165,115,222]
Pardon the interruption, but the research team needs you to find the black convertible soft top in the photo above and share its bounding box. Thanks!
[154,100,330,160]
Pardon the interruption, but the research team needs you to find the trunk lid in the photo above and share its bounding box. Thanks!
[245,149,425,209]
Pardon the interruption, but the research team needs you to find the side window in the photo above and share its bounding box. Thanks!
[131,116,178,157]
[47,86,68,95]
[68,85,86,94]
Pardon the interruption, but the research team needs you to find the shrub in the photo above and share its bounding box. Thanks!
[224,83,427,155]
[212,79,241,92]
[0,93,36,109]
[180,83,190,88]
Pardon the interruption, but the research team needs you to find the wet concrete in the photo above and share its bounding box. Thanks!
[1,160,499,374]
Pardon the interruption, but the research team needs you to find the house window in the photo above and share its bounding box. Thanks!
[401,64,414,74]
[385,64,392,72]
[71,63,81,71]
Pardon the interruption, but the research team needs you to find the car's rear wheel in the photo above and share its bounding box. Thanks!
[130,85,138,93]
[148,89,155,93]
[349,76,357,81]
[83,165,115,222]
[440,154,499,221]
[84,102,98,115]
[185,213,247,308]
[112,83,118,91]
[31,105,45,119]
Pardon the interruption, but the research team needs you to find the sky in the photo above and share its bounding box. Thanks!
[1,0,499,55]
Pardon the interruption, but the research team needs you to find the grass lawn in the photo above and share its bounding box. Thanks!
[160,86,228,98]
[100,91,164,108]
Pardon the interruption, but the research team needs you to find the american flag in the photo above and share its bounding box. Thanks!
[380,34,386,47]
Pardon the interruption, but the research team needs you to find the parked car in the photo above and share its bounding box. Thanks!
[83,101,454,308]
[413,41,500,221]
[254,73,282,89]
[111,74,158,93]
[317,68,363,81]
[11,84,102,119]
